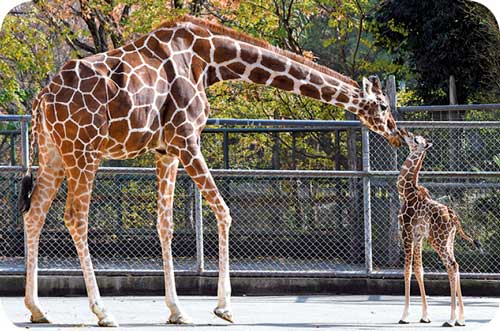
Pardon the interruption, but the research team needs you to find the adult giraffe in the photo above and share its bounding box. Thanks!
[20,15,403,326]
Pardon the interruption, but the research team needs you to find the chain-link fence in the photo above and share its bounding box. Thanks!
[1,111,500,278]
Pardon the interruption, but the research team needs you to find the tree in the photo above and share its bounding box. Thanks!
[372,0,500,104]
[0,5,56,114]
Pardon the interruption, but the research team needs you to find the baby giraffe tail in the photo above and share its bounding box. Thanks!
[449,209,482,251]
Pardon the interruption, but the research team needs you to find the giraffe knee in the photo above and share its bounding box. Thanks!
[64,205,86,231]
[446,260,459,273]
[213,201,231,228]
[156,216,174,241]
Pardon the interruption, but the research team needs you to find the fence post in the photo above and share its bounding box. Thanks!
[20,118,29,171]
[223,130,229,169]
[20,118,29,267]
[362,127,373,275]
[194,184,204,273]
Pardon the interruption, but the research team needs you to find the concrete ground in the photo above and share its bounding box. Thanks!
[1,295,498,331]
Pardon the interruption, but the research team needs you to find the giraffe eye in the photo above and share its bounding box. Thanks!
[380,104,388,112]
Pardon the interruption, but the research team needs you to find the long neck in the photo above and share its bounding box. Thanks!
[203,36,364,114]
[398,150,426,200]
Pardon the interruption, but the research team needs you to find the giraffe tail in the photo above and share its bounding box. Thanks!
[18,91,44,213]
[449,209,482,252]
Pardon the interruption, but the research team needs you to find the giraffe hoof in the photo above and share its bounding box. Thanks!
[442,321,455,327]
[98,316,119,327]
[455,320,466,327]
[30,314,51,324]
[398,320,410,324]
[420,318,431,323]
[214,307,234,323]
[168,313,193,324]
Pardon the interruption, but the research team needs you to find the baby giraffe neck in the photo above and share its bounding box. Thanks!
[398,150,426,200]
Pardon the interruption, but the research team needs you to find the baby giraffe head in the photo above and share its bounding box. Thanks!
[403,131,432,153]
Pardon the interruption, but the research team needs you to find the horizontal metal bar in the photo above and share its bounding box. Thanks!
[372,180,500,189]
[206,118,362,127]
[3,115,500,130]
[93,167,367,178]
[2,166,500,178]
[0,115,30,122]
[369,170,500,178]
[203,127,350,133]
[0,130,20,135]
[400,103,500,113]
[0,165,24,172]
[398,121,500,129]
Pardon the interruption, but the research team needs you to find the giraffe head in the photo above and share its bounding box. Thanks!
[403,131,432,153]
[359,75,403,148]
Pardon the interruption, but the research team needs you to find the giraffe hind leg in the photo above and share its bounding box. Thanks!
[436,249,459,327]
[24,133,65,323]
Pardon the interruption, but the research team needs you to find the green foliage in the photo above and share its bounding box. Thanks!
[372,0,500,104]
[0,7,55,113]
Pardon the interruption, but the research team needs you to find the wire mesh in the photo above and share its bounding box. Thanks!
[0,118,499,279]
[35,173,197,271]
[202,176,365,272]
[0,171,24,272]
[370,126,500,172]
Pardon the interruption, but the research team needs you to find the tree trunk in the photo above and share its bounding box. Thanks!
[346,112,363,265]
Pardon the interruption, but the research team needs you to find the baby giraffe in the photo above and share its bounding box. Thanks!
[397,132,481,327]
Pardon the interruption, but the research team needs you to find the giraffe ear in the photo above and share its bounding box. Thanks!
[362,77,375,98]
[368,75,383,93]
[425,142,433,150]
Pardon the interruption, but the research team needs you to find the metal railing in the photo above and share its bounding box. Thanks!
[1,106,500,279]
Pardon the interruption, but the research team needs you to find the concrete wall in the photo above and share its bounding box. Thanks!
[1,274,500,297]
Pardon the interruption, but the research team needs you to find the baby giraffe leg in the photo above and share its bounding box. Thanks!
[413,240,430,323]
[440,252,459,327]
[399,237,414,324]
[455,270,465,326]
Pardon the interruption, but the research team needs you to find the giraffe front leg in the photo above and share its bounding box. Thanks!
[413,241,430,323]
[399,237,413,324]
[155,154,192,324]
[64,162,118,327]
[180,143,233,323]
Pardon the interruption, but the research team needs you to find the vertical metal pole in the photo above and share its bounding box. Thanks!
[223,130,229,169]
[21,118,29,171]
[334,130,340,170]
[21,118,30,268]
[194,184,204,272]
[10,133,16,165]
[362,127,372,275]
[194,136,204,272]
